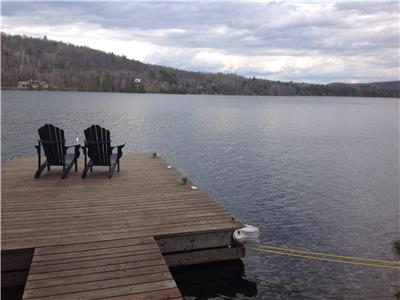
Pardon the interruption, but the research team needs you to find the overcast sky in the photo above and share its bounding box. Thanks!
[2,1,399,83]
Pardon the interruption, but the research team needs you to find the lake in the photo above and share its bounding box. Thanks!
[2,90,399,299]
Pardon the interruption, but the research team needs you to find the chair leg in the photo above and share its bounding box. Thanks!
[62,162,74,179]
[35,161,48,179]
[47,165,51,172]
[117,160,120,172]
[90,166,93,172]
[75,160,78,172]
[81,161,92,179]
[82,164,89,179]
[108,162,118,179]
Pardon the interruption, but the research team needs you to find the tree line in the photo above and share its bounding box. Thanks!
[1,33,399,98]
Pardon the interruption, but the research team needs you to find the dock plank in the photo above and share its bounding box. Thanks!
[2,155,241,250]
[23,237,181,299]
[2,154,244,299]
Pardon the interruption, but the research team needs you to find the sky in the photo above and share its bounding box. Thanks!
[2,1,399,83]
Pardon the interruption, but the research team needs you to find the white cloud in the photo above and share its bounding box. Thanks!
[2,1,399,83]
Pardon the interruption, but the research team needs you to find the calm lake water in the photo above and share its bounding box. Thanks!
[2,91,399,299]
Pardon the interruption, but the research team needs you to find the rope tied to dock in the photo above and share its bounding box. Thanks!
[248,243,400,269]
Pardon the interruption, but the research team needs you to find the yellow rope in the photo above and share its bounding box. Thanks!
[248,243,400,265]
[248,246,400,269]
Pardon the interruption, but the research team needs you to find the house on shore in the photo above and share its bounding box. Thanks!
[17,80,49,90]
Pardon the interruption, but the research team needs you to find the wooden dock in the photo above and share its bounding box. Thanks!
[2,154,244,299]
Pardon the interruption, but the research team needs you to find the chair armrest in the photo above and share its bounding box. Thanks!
[111,144,125,158]
[111,144,125,149]
[65,144,80,148]
[80,145,87,154]
[34,140,41,151]
[66,144,80,157]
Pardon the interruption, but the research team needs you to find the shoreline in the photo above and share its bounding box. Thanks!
[1,88,399,99]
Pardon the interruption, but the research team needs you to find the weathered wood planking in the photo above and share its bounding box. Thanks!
[2,154,244,299]
[2,154,242,250]
[22,237,182,299]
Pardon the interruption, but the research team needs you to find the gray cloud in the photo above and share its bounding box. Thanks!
[334,1,399,14]
[2,1,399,83]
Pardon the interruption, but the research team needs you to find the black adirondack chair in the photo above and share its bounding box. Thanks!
[81,125,125,179]
[35,124,80,179]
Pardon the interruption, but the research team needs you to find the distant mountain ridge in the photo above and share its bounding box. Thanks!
[1,33,399,98]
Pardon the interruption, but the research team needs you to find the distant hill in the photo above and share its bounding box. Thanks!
[1,33,399,97]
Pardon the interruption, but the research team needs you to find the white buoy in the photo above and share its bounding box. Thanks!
[233,225,260,244]
[190,185,198,190]
[167,165,172,169]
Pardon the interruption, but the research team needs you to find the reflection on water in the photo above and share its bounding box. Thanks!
[171,260,258,299]
[1,91,399,299]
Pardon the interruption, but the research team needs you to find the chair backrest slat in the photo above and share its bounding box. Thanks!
[38,124,65,165]
[84,125,111,165]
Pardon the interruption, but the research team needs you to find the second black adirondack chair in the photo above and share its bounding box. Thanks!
[81,125,125,179]
[35,124,80,179]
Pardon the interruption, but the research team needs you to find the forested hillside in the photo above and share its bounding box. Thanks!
[2,33,399,97]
